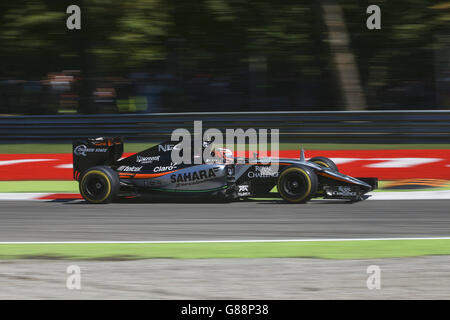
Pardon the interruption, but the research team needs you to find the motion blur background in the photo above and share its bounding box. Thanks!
[2,2,450,301]
[0,0,448,115]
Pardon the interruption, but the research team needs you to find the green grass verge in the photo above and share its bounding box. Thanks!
[0,143,449,154]
[1,239,450,260]
[1,180,450,193]
[0,181,78,193]
[0,143,157,154]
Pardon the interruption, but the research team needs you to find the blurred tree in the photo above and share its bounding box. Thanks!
[86,0,171,73]
[170,0,331,109]
[341,0,450,109]
[321,0,367,110]
[74,0,171,112]
[0,0,66,76]
[0,0,172,112]
[0,0,446,113]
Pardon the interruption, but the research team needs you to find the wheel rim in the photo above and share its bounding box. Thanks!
[281,172,308,198]
[84,175,108,200]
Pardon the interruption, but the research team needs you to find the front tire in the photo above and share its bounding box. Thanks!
[309,156,339,172]
[277,166,318,203]
[79,166,119,204]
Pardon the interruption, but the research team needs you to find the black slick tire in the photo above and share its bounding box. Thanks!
[309,156,339,172]
[79,166,119,204]
[277,166,318,203]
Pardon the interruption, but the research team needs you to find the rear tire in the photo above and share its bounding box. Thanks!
[309,156,339,172]
[277,166,318,203]
[79,166,119,204]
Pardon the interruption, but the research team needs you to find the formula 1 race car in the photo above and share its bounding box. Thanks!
[73,137,378,204]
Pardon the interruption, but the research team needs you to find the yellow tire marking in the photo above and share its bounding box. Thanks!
[80,170,112,204]
[314,161,329,168]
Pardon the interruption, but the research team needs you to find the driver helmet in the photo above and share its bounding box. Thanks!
[213,147,234,164]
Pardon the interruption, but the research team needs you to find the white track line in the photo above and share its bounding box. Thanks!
[1,237,450,245]
[367,190,450,200]
[0,193,49,200]
[0,159,54,166]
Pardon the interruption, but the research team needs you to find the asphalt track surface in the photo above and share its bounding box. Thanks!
[0,199,449,242]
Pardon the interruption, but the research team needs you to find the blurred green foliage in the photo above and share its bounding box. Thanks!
[341,0,450,102]
[0,0,448,111]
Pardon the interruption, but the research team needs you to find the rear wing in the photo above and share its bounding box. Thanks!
[73,137,123,181]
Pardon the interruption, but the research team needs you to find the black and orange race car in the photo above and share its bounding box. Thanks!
[73,137,378,204]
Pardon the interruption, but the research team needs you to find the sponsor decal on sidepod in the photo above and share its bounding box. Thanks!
[171,168,219,186]
[136,155,161,164]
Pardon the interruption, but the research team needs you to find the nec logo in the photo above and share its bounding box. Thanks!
[158,144,175,152]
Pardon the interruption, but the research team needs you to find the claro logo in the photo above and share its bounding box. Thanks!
[153,163,177,172]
